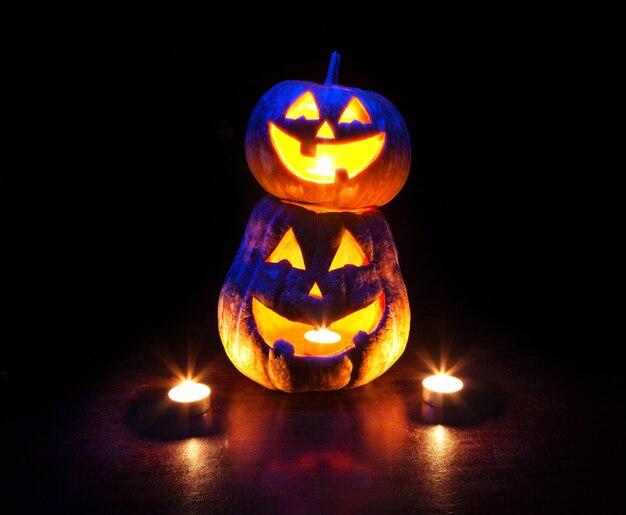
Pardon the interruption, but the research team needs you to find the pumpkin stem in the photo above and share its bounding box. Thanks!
[324,51,340,86]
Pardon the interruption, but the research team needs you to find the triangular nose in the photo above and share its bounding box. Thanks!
[315,121,335,140]
[308,282,323,298]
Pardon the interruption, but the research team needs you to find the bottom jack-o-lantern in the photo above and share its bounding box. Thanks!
[218,194,410,392]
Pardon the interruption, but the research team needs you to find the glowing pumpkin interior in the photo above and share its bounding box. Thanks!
[269,91,385,184]
[253,228,385,357]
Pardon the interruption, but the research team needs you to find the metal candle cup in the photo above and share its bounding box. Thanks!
[422,373,464,407]
[168,380,211,416]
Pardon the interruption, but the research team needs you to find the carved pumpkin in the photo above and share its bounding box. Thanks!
[245,52,411,210]
[217,195,410,392]
[218,52,410,392]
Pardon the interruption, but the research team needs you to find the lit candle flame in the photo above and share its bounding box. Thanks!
[306,155,335,179]
[168,380,211,403]
[304,328,341,344]
[422,373,463,394]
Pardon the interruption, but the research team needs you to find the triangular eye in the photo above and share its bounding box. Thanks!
[265,228,306,270]
[285,91,320,120]
[338,97,371,124]
[329,230,370,271]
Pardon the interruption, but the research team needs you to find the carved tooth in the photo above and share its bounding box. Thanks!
[353,330,370,349]
[335,168,349,184]
[270,339,295,360]
[300,141,317,157]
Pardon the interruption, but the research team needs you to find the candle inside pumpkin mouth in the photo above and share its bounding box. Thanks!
[422,373,464,407]
[251,294,384,357]
[304,328,341,344]
[168,380,211,416]
[269,122,385,184]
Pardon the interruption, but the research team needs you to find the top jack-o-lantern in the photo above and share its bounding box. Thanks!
[245,52,411,209]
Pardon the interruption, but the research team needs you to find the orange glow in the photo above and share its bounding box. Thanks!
[304,328,341,344]
[327,292,384,342]
[285,91,320,120]
[269,123,385,184]
[316,121,335,139]
[281,198,376,215]
[251,294,384,356]
[339,97,371,124]
[329,230,369,271]
[265,228,306,269]
[168,380,211,403]
[308,282,323,298]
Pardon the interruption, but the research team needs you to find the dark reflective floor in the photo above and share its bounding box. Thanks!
[2,312,623,515]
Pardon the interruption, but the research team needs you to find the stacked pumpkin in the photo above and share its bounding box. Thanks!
[218,52,411,392]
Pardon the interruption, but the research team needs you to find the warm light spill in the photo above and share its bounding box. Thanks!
[328,229,369,271]
[308,155,336,181]
[285,91,320,120]
[304,328,341,344]
[265,228,305,269]
[269,123,385,183]
[422,374,463,394]
[339,97,371,124]
[168,380,211,403]
[315,121,335,139]
[252,294,384,357]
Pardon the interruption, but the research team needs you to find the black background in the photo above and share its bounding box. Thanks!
[2,6,615,389]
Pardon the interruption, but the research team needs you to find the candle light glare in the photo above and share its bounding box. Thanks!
[304,328,341,344]
[422,373,463,394]
[168,380,211,403]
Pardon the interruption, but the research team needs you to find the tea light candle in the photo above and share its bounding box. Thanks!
[422,373,464,407]
[303,327,346,355]
[304,328,341,344]
[168,380,211,416]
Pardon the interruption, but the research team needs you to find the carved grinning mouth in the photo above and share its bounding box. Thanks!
[269,123,385,184]
[251,293,385,357]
